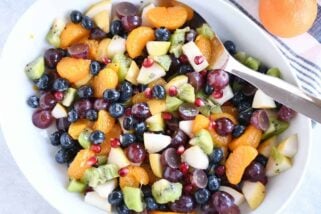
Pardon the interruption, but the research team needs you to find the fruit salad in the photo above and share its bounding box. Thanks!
[25,0,299,213]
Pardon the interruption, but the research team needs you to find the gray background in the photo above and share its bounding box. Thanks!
[0,0,320,213]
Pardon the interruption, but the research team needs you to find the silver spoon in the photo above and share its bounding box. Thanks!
[157,0,321,123]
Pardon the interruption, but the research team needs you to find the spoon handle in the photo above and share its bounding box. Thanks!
[225,57,321,123]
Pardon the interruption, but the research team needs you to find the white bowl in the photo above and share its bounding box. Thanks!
[0,0,311,213]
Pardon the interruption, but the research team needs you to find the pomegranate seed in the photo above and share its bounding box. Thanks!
[142,58,154,68]
[125,107,132,116]
[168,86,178,97]
[194,98,205,107]
[102,57,111,64]
[90,144,101,153]
[110,138,121,148]
[183,184,194,195]
[212,89,223,99]
[162,112,173,120]
[87,156,98,166]
[215,165,226,177]
[54,91,64,101]
[179,54,188,63]
[194,55,204,65]
[176,145,185,155]
[118,167,129,177]
[144,88,153,99]
[179,162,189,174]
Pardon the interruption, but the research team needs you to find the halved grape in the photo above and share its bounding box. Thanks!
[115,2,138,18]
[163,166,184,182]
[186,72,205,91]
[211,191,240,214]
[67,43,89,59]
[161,148,181,169]
[191,169,208,189]
[32,109,54,129]
[56,117,71,131]
[243,161,266,184]
[250,110,269,131]
[39,92,56,110]
[170,195,195,213]
[214,118,234,136]
[126,143,146,163]
[207,70,229,90]
[93,99,108,111]
[121,16,142,32]
[278,105,296,122]
[178,103,199,120]
[171,129,189,147]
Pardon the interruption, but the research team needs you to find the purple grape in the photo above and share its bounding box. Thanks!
[278,105,296,122]
[207,70,229,90]
[201,204,218,214]
[74,99,92,118]
[121,16,142,32]
[90,28,107,40]
[186,72,205,91]
[32,109,54,129]
[214,118,235,136]
[67,43,89,59]
[250,110,269,131]
[171,129,188,147]
[170,195,195,213]
[131,103,151,120]
[178,103,199,120]
[44,48,64,69]
[243,162,267,184]
[56,117,71,131]
[185,29,198,42]
[211,191,240,214]
[161,148,181,169]
[115,2,138,18]
[242,83,257,96]
[191,169,208,188]
[165,117,179,132]
[39,92,56,110]
[93,99,108,111]
[126,143,146,163]
[163,166,184,182]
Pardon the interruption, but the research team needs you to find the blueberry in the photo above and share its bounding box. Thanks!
[50,130,63,146]
[204,84,214,95]
[55,148,71,164]
[90,61,101,76]
[103,89,120,102]
[145,197,159,210]
[77,85,93,98]
[224,40,236,55]
[108,103,125,118]
[116,203,131,214]
[255,154,268,167]
[81,16,94,30]
[36,74,51,90]
[122,116,137,130]
[207,175,221,192]
[178,64,194,74]
[86,109,98,121]
[108,190,123,206]
[155,27,171,41]
[110,20,124,36]
[238,108,253,125]
[27,95,39,108]
[119,82,133,102]
[194,188,210,205]
[232,91,245,106]
[134,122,147,134]
[89,130,105,144]
[70,10,82,23]
[60,133,75,149]
[232,125,246,138]
[67,109,79,123]
[121,133,136,147]
[209,148,224,164]
[152,85,166,99]
[53,78,69,92]
[141,185,152,197]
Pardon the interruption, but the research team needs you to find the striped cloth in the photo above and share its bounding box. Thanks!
[226,0,321,97]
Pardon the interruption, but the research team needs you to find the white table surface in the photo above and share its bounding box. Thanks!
[0,0,321,213]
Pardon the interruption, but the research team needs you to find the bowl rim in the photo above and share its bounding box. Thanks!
[0,0,312,213]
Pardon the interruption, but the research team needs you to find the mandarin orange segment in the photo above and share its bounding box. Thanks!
[83,40,99,60]
[195,35,212,62]
[119,165,150,189]
[225,146,258,185]
[99,124,122,155]
[141,163,159,184]
[208,126,232,147]
[209,36,225,68]
[171,1,194,20]
[60,23,90,48]
[67,149,95,180]
[119,174,139,189]
[93,110,116,134]
[92,68,118,98]
[211,112,238,125]
[192,114,210,134]
[68,119,93,140]
[259,0,317,37]
[228,125,262,151]
[146,6,188,30]
[126,27,155,59]
[57,57,91,83]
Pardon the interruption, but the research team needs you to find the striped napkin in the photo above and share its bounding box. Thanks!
[226,0,321,97]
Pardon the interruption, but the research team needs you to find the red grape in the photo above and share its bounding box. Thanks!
[178,103,199,120]
[131,103,151,120]
[207,69,229,90]
[56,117,70,131]
[211,191,240,214]
[186,72,205,91]
[214,118,235,136]
[161,148,181,169]
[250,110,269,131]
[115,2,138,18]
[170,195,195,212]
[278,105,296,122]
[190,169,208,188]
[121,16,142,32]
[74,99,92,118]
[93,99,108,111]
[163,166,184,182]
[126,143,146,163]
[243,162,266,184]
[171,129,188,147]
[44,48,64,69]
[32,109,54,129]
[67,43,89,59]
[39,92,56,110]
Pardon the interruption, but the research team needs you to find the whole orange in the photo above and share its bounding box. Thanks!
[259,0,317,37]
